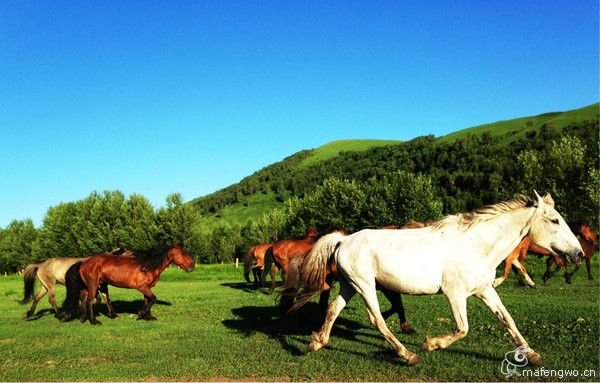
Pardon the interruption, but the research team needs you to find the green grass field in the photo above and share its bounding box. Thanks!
[1,256,598,381]
[296,139,402,169]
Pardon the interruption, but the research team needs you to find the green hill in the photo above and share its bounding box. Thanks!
[193,102,599,227]
[439,103,598,143]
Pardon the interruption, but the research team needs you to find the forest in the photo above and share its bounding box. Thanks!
[0,119,598,273]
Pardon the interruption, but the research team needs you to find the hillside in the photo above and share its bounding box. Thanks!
[194,103,599,227]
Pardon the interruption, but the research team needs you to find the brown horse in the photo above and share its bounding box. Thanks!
[493,236,550,288]
[262,228,319,290]
[543,223,599,282]
[19,249,133,319]
[243,243,278,288]
[61,244,194,325]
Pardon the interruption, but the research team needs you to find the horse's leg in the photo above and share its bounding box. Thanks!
[252,267,260,288]
[86,285,101,325]
[475,285,543,366]
[357,283,420,365]
[99,283,117,318]
[380,289,415,334]
[270,266,277,286]
[137,286,157,320]
[309,279,355,353]
[511,260,536,288]
[25,286,47,319]
[421,292,468,351]
[493,258,513,288]
[585,257,593,280]
[542,256,558,282]
[564,262,580,284]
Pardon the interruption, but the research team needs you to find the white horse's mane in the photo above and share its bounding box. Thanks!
[431,194,535,231]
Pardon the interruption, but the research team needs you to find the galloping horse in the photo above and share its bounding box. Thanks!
[262,228,319,290]
[19,249,132,319]
[493,236,550,288]
[543,222,599,282]
[295,193,582,366]
[62,244,194,325]
[243,243,277,287]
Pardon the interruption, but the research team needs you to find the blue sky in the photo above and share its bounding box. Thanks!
[0,1,598,227]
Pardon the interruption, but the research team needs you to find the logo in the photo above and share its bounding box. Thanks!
[500,346,529,377]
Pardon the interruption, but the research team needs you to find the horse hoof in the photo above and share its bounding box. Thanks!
[401,323,416,335]
[529,284,537,289]
[406,354,422,366]
[90,319,102,325]
[308,341,323,353]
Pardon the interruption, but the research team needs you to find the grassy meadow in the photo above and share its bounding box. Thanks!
[1,256,598,381]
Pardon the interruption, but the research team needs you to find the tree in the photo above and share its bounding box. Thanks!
[0,219,38,273]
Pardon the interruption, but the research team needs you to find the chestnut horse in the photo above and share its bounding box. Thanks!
[243,243,278,288]
[543,223,599,282]
[19,249,132,319]
[493,236,550,288]
[261,228,319,290]
[61,244,194,325]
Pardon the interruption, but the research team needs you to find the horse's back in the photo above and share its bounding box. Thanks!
[336,228,445,295]
[43,257,88,285]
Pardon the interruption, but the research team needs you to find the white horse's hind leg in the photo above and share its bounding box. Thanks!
[475,286,543,366]
[359,288,421,365]
[421,292,469,351]
[309,279,355,353]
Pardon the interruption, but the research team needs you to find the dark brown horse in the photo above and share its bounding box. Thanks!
[243,242,277,288]
[262,228,319,290]
[61,244,194,325]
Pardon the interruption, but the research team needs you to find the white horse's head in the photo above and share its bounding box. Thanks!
[528,191,583,264]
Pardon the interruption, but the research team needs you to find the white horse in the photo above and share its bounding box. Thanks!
[296,192,583,366]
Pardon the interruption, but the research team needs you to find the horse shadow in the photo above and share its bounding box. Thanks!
[94,299,172,317]
[221,302,390,356]
[220,282,283,295]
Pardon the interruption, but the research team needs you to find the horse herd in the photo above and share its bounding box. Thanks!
[18,192,598,366]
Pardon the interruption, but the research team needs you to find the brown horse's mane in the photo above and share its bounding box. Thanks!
[432,194,535,231]
[133,243,173,272]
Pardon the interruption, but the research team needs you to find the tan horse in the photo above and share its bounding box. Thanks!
[19,249,132,319]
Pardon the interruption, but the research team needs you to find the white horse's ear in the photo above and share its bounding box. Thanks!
[532,190,543,207]
[543,193,555,207]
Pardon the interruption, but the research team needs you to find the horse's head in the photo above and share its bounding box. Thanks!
[305,228,318,239]
[579,223,598,244]
[169,243,195,272]
[528,191,583,264]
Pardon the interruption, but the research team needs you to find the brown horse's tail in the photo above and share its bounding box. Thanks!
[61,262,85,320]
[289,232,347,312]
[243,247,255,283]
[261,246,275,286]
[19,264,40,304]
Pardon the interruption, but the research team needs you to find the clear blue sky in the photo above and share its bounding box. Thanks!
[1,1,598,227]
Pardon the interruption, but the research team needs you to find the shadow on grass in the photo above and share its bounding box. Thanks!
[222,302,393,357]
[220,281,284,295]
[25,299,172,321]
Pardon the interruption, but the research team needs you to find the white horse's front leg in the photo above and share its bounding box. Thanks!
[475,285,543,366]
[421,292,469,351]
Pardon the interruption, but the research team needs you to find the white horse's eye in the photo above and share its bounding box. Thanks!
[551,218,559,225]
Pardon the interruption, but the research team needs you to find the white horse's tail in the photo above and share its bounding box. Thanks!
[290,232,347,311]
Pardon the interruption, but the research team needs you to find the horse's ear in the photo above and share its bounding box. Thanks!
[542,193,555,207]
[532,190,543,207]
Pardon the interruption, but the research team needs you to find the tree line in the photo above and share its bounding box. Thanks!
[0,121,598,273]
